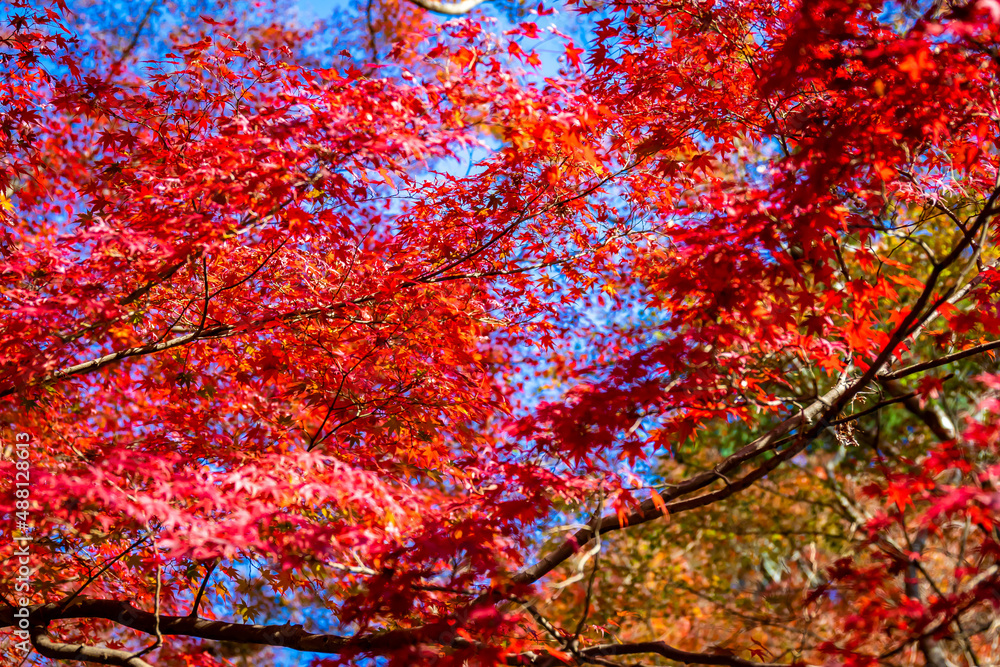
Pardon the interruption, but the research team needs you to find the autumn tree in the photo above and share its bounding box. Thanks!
[2,0,1000,665]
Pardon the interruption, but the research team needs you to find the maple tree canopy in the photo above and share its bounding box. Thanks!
[3,0,1000,664]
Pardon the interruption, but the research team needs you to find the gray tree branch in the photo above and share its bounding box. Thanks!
[404,0,489,15]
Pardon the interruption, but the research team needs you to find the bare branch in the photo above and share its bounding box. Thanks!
[117,0,157,62]
[878,377,956,441]
[513,376,853,586]
[880,339,1000,381]
[4,598,452,655]
[404,0,488,14]
[132,566,163,660]
[189,559,218,618]
[56,533,153,613]
[575,640,786,667]
[31,625,154,667]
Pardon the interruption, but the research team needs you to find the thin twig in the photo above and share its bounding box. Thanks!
[189,559,219,617]
[131,565,162,659]
[56,532,153,613]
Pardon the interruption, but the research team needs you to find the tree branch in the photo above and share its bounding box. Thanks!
[515,187,1000,587]
[880,339,1000,381]
[30,624,154,667]
[16,599,793,667]
[4,599,442,655]
[404,0,488,14]
[189,558,218,617]
[574,640,786,667]
[878,377,956,442]
[513,376,853,585]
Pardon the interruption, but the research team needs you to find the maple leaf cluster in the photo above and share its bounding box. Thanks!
[2,0,1000,665]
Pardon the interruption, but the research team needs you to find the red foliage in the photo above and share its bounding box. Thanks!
[1,0,1000,664]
